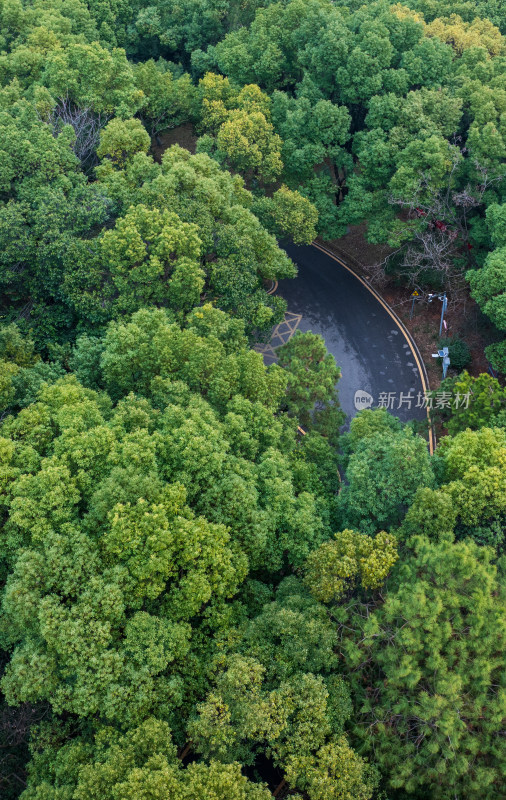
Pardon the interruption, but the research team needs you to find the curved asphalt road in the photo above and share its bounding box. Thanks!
[278,243,428,427]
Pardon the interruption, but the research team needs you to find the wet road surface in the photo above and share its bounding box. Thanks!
[278,243,428,426]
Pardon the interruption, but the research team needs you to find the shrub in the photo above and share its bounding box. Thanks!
[439,337,471,371]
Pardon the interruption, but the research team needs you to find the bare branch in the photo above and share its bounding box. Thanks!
[49,97,110,172]
[368,154,503,303]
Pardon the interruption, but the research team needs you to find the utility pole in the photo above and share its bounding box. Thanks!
[428,292,448,338]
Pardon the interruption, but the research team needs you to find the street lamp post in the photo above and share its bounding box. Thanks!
[428,292,448,338]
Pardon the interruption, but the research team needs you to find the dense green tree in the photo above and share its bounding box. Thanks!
[189,579,378,800]
[430,370,506,434]
[339,535,506,800]
[95,145,296,334]
[0,386,246,726]
[277,330,344,440]
[304,529,398,603]
[269,92,352,237]
[20,717,272,800]
[191,658,377,800]
[0,324,64,412]
[63,203,204,322]
[0,306,336,736]
[0,11,142,115]
[0,3,505,799]
[125,0,280,66]
[337,413,434,534]
[210,0,505,298]
[214,0,428,104]
[0,96,110,344]
[237,577,339,684]
[134,59,197,137]
[468,203,506,371]
[42,42,143,116]
[342,87,467,248]
[401,426,506,549]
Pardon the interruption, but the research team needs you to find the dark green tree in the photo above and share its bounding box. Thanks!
[339,534,506,800]
[338,412,434,534]
[277,330,344,441]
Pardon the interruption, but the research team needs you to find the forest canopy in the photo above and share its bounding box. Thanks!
[0,0,505,799]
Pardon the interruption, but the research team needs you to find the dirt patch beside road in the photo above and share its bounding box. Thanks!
[318,225,496,390]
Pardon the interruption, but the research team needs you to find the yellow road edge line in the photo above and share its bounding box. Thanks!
[312,242,435,455]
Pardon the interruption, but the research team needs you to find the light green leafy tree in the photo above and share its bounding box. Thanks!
[189,657,376,800]
[304,529,398,603]
[20,717,272,800]
[435,426,506,521]
[252,184,319,245]
[96,117,151,165]
[94,145,295,334]
[400,426,506,551]
[0,378,247,727]
[63,204,204,321]
[0,306,336,735]
[217,109,283,183]
[197,74,285,183]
